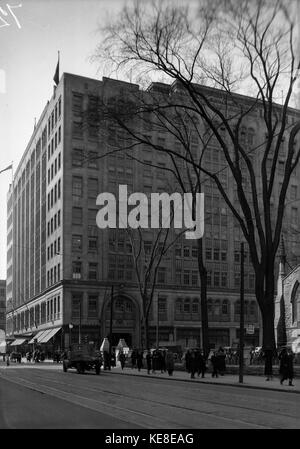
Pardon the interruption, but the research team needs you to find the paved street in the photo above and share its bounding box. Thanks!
[0,362,299,429]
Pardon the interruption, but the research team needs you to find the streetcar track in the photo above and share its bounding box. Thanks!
[1,370,295,429]
[14,369,299,421]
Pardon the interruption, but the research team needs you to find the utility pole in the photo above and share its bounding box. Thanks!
[109,285,114,370]
[239,242,245,383]
[156,294,159,348]
[78,299,82,344]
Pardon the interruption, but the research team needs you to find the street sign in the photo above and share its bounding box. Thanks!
[246,324,255,335]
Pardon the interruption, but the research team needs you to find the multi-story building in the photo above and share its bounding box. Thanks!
[5,73,300,352]
[0,280,6,333]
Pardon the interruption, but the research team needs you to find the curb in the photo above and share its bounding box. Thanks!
[108,369,300,394]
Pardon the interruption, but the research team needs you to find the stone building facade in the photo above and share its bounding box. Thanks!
[5,73,300,352]
[0,280,6,333]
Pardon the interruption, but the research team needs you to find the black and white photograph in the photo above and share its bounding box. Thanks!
[0,0,300,437]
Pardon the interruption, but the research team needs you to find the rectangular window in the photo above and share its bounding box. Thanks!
[72,207,82,225]
[183,270,190,285]
[72,294,82,318]
[88,236,97,251]
[88,296,98,318]
[72,261,82,279]
[72,176,83,199]
[88,263,98,280]
[72,235,82,251]
[72,149,83,167]
[157,267,166,284]
[88,178,98,198]
[88,152,98,169]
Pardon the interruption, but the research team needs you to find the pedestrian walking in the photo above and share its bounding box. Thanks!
[165,350,174,376]
[216,347,226,376]
[136,350,143,371]
[146,349,152,374]
[189,350,198,379]
[196,349,206,378]
[211,351,219,378]
[152,349,160,373]
[185,349,191,373]
[279,347,295,386]
[118,350,126,370]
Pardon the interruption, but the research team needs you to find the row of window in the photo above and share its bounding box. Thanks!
[72,176,99,201]
[72,207,97,226]
[72,261,99,281]
[47,153,61,184]
[9,295,61,332]
[47,264,61,287]
[47,127,61,161]
[48,96,62,139]
[47,179,61,210]
[47,210,61,236]
[72,149,98,168]
[47,238,61,260]
[72,234,98,252]
[71,293,98,319]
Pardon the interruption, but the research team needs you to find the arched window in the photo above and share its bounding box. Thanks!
[222,299,229,315]
[184,298,191,313]
[115,300,124,312]
[291,281,299,324]
[125,300,133,313]
[214,299,220,315]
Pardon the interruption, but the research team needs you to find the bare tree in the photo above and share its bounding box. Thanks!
[93,0,300,355]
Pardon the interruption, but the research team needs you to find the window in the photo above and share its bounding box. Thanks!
[72,176,83,199]
[183,246,190,258]
[290,185,297,201]
[72,294,82,318]
[72,207,82,225]
[291,281,299,324]
[88,263,98,280]
[88,209,97,225]
[72,235,82,251]
[72,149,83,167]
[88,152,98,169]
[88,236,98,251]
[88,178,98,198]
[214,271,220,287]
[183,270,190,285]
[88,296,98,318]
[157,267,166,283]
[222,300,229,315]
[72,261,82,279]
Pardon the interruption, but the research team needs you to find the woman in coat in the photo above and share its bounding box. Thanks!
[165,351,174,376]
[279,347,294,386]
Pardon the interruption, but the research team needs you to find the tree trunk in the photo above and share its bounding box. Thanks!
[197,238,210,359]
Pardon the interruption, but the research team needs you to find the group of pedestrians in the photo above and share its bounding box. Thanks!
[118,348,175,376]
[185,348,207,379]
[263,346,295,386]
[185,347,227,379]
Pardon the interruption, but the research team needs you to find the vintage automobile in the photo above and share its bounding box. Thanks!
[63,343,103,374]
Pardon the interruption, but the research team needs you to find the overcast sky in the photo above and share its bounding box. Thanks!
[0,0,127,279]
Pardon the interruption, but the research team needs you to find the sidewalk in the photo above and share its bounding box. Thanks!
[109,366,300,394]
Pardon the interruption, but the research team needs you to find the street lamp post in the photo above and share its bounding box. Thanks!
[69,323,73,347]
[156,294,160,348]
[108,285,114,370]
[239,242,245,384]
[79,299,82,344]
